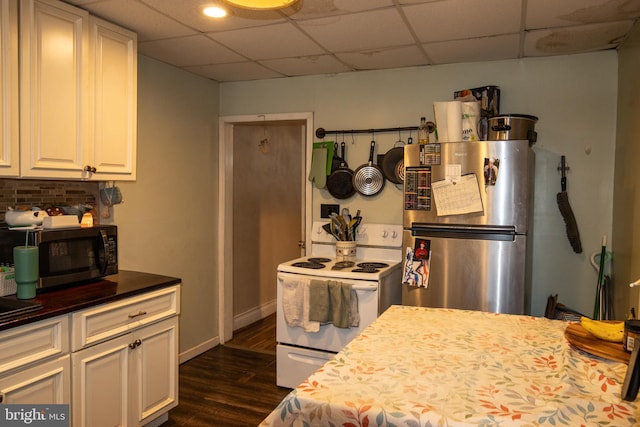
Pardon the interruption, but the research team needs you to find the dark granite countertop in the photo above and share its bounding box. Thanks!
[0,270,181,331]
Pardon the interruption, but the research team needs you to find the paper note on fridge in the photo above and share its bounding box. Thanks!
[432,173,483,216]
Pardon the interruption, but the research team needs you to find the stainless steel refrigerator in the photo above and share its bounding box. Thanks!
[402,140,534,314]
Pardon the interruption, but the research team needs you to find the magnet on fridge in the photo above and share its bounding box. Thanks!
[483,157,499,186]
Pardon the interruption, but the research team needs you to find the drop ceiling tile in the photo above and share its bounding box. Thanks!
[138,35,245,67]
[287,0,394,20]
[58,0,640,82]
[298,9,414,52]
[336,45,428,70]
[403,0,521,43]
[65,0,197,41]
[140,0,287,32]
[526,0,640,30]
[183,62,285,82]
[260,55,352,76]
[208,23,325,60]
[524,20,635,56]
[424,34,521,64]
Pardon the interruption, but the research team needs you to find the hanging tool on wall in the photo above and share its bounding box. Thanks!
[591,236,612,320]
[557,155,582,253]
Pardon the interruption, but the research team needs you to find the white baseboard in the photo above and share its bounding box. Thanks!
[143,412,168,427]
[233,299,277,331]
[179,336,219,364]
[177,300,276,364]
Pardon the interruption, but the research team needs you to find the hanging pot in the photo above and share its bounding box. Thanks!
[353,140,385,196]
[487,114,538,143]
[330,142,341,173]
[382,139,405,184]
[326,142,355,199]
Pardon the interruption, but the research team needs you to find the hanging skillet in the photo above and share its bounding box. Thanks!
[331,142,341,173]
[353,140,385,196]
[382,137,405,185]
[326,142,355,199]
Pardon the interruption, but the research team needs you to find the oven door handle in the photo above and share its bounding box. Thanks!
[352,284,377,291]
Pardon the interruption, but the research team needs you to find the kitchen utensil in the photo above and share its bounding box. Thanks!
[487,114,538,143]
[326,142,355,199]
[382,139,405,184]
[353,210,362,233]
[353,140,385,196]
[330,213,346,240]
[341,207,351,224]
[322,222,342,241]
[557,155,582,253]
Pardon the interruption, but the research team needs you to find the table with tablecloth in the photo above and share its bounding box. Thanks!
[261,305,639,426]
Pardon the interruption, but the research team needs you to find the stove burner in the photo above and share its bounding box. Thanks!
[292,261,326,269]
[352,267,378,273]
[307,257,331,263]
[332,261,355,270]
[357,262,389,269]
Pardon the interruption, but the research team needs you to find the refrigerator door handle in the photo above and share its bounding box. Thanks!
[410,224,517,241]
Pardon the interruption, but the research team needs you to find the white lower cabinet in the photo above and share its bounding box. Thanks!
[71,285,180,427]
[0,355,70,404]
[0,315,71,405]
[0,285,179,426]
[71,317,178,427]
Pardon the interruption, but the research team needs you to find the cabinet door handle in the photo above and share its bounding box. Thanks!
[0,392,4,403]
[128,311,147,319]
[128,339,141,349]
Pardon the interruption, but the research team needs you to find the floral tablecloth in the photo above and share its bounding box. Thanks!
[261,305,639,426]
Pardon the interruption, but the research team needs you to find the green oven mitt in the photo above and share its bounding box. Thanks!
[308,145,328,188]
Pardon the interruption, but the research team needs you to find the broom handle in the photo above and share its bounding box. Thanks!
[594,235,607,319]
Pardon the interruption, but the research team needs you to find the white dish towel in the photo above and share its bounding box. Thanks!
[281,277,320,333]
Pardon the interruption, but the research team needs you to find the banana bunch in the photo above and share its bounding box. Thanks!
[580,317,625,343]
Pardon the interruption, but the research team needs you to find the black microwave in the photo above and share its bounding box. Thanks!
[0,225,118,290]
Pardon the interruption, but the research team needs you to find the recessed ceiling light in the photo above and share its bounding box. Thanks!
[222,0,299,10]
[203,6,227,18]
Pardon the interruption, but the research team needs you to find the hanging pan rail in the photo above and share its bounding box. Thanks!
[316,123,434,139]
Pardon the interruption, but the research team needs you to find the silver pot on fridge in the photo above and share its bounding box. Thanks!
[487,114,538,144]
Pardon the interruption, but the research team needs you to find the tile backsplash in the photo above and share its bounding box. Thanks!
[0,179,99,223]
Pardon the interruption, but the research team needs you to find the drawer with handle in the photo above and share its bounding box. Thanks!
[0,316,69,374]
[71,285,180,351]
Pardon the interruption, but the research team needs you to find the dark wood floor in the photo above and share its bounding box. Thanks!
[164,314,290,426]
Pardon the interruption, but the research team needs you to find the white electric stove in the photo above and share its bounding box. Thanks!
[276,222,403,388]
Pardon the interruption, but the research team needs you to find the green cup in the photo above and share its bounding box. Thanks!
[14,246,38,299]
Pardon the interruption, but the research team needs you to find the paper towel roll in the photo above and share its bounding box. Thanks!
[447,101,463,142]
[461,101,480,141]
[433,101,463,142]
[433,102,449,142]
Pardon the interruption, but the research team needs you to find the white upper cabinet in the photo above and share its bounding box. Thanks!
[19,0,89,179]
[89,16,137,180]
[19,0,137,180]
[0,0,19,177]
